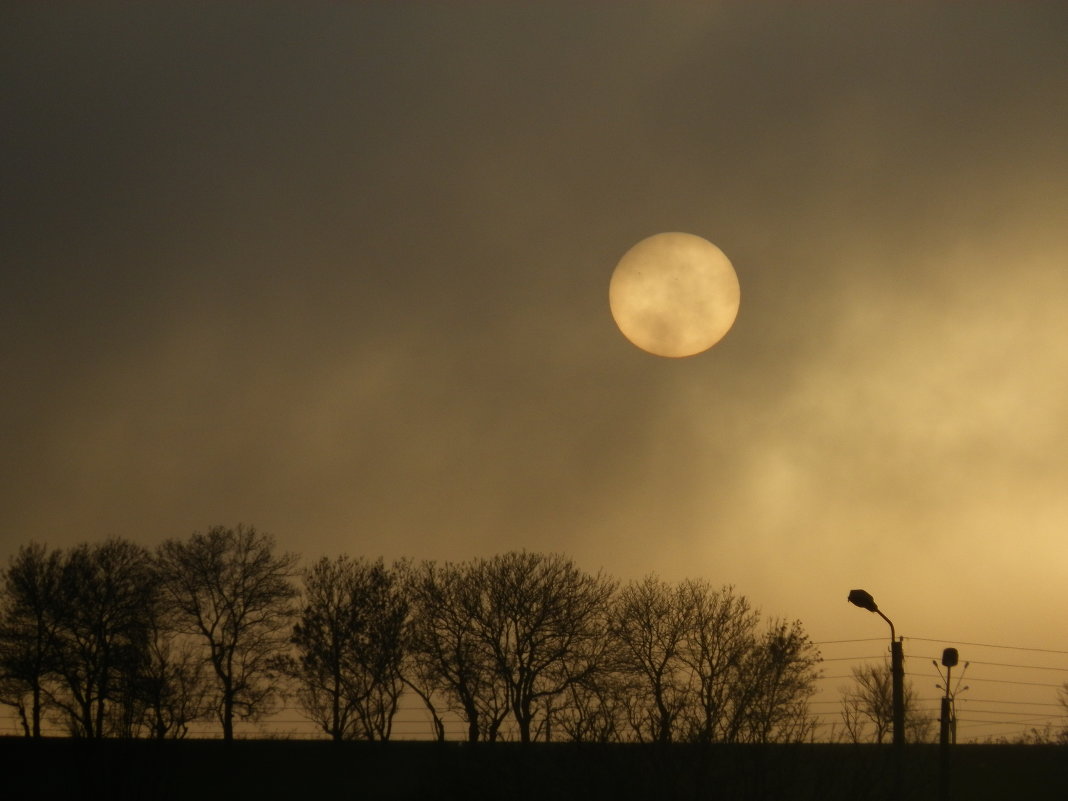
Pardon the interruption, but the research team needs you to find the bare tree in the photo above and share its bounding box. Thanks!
[291,556,362,741]
[406,560,508,742]
[136,610,213,739]
[347,560,408,741]
[676,581,759,743]
[156,525,298,741]
[841,661,893,744]
[47,539,156,738]
[839,658,934,744]
[468,552,617,743]
[401,651,447,743]
[733,619,821,743]
[0,543,63,737]
[611,580,820,745]
[611,575,693,743]
[552,661,632,743]
[1,534,833,746]
[1054,683,1068,743]
[291,555,408,741]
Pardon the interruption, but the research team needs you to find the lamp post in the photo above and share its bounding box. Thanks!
[934,649,969,801]
[848,589,905,748]
[936,648,959,748]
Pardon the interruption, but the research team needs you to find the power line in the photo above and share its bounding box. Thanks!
[952,721,1059,734]
[951,676,1062,689]
[956,709,1064,718]
[959,698,1064,707]
[907,655,1068,674]
[905,637,1068,656]
[954,660,1068,673]
[821,654,885,662]
[817,663,1066,686]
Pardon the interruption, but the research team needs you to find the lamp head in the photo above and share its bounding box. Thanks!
[847,589,879,613]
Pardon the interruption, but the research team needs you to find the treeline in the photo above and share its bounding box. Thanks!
[0,525,822,744]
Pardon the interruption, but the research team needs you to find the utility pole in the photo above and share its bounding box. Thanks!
[848,589,905,748]
[935,648,968,801]
[891,635,905,748]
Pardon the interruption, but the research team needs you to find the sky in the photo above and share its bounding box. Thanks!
[5,3,1068,733]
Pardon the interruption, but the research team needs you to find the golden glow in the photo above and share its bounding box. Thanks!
[609,232,740,358]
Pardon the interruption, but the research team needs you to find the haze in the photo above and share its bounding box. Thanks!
[4,2,1068,725]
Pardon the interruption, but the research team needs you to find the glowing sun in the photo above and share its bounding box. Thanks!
[609,232,740,358]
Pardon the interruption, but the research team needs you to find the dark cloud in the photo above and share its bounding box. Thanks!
[4,3,1068,658]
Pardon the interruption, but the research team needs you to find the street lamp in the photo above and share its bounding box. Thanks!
[848,589,905,747]
[934,648,968,801]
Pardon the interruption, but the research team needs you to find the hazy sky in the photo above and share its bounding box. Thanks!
[5,2,1068,689]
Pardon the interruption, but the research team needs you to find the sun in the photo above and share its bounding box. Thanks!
[609,232,740,358]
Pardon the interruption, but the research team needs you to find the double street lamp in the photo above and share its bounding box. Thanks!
[848,589,905,748]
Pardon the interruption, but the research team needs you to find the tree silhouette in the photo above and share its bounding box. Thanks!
[156,525,298,741]
[551,661,632,743]
[136,608,213,738]
[612,578,821,744]
[48,539,156,737]
[734,619,821,743]
[469,552,617,743]
[676,581,762,743]
[406,560,509,742]
[291,555,408,740]
[0,543,63,737]
[839,658,934,744]
[611,575,692,743]
[2,533,833,745]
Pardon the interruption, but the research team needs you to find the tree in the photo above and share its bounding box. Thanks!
[676,581,761,743]
[346,560,408,740]
[47,539,157,738]
[156,525,298,741]
[468,552,617,743]
[839,658,934,744]
[135,608,213,739]
[733,619,821,743]
[1054,682,1068,743]
[0,543,63,737]
[400,639,448,743]
[551,658,632,743]
[612,579,821,745]
[406,560,509,742]
[291,555,408,741]
[611,575,693,743]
